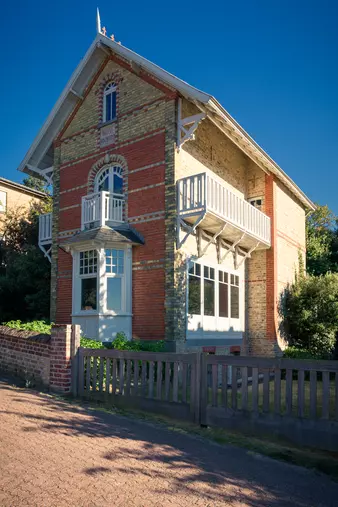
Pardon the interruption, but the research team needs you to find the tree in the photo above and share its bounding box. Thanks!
[279,272,338,358]
[0,198,52,322]
[23,175,51,195]
[306,204,338,275]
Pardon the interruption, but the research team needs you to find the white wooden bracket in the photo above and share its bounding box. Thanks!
[27,164,54,186]
[177,212,205,249]
[38,243,52,263]
[197,225,227,258]
[177,98,206,151]
[234,241,260,269]
[217,233,246,264]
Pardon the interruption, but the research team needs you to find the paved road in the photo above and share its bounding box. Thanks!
[0,380,338,506]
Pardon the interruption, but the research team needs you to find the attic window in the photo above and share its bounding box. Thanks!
[249,198,263,210]
[103,82,117,123]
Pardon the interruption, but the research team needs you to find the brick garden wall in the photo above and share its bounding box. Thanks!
[0,326,51,386]
[0,324,80,393]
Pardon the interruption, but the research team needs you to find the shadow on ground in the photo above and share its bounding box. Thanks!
[1,375,338,507]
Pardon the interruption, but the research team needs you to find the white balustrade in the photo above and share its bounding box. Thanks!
[38,212,52,243]
[177,173,271,245]
[81,192,124,229]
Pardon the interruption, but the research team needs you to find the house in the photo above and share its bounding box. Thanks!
[17,13,315,355]
[0,177,46,235]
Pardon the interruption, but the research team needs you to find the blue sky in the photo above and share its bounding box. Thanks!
[1,1,337,211]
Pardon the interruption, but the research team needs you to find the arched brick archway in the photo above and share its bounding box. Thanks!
[87,153,128,194]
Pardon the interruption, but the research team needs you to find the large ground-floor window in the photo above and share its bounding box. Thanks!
[188,260,241,327]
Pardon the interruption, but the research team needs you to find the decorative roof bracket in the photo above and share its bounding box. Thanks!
[177,98,206,151]
[234,241,260,269]
[26,164,53,186]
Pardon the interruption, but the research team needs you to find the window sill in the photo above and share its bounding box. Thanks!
[98,118,117,129]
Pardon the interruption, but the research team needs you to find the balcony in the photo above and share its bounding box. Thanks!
[81,191,124,229]
[177,173,271,251]
[38,212,52,261]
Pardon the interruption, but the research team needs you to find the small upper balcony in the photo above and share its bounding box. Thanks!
[81,191,124,229]
[177,173,271,251]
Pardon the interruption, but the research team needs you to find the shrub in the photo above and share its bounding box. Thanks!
[80,337,105,349]
[279,272,338,358]
[80,332,165,352]
[111,333,165,352]
[2,319,52,334]
[283,347,325,360]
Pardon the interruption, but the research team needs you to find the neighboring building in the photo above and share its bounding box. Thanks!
[0,177,46,234]
[17,16,315,355]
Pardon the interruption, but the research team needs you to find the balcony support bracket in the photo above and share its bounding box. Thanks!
[197,224,227,258]
[235,241,260,269]
[218,233,246,264]
[38,243,52,263]
[177,212,205,249]
[177,98,206,151]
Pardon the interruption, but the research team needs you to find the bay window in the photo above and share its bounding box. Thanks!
[73,246,131,315]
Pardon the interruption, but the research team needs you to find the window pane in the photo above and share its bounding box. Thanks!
[80,250,97,275]
[81,278,97,310]
[111,91,117,119]
[188,275,201,315]
[113,174,123,194]
[195,263,201,276]
[231,285,239,319]
[204,266,209,279]
[219,282,228,318]
[204,279,215,316]
[105,94,112,122]
[107,277,122,311]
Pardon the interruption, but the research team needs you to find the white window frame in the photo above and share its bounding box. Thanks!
[72,244,132,317]
[103,82,117,123]
[187,259,242,333]
[105,248,126,313]
[78,250,98,312]
[94,165,124,197]
[248,196,263,210]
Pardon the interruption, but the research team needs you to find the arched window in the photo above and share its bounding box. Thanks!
[95,165,123,198]
[103,82,117,123]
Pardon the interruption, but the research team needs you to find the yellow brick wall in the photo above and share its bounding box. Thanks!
[60,59,166,165]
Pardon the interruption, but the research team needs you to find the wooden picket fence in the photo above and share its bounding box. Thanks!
[76,348,200,422]
[75,348,338,451]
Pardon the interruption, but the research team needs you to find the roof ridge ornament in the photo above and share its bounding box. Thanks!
[96,7,101,34]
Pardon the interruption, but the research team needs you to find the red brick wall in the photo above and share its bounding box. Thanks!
[265,174,277,345]
[56,131,167,339]
[0,326,51,385]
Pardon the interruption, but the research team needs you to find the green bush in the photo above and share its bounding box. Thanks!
[279,272,338,358]
[111,333,165,352]
[283,347,325,360]
[80,337,105,349]
[2,319,52,334]
[80,332,165,352]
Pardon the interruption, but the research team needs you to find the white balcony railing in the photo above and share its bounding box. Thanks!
[177,173,271,245]
[38,212,52,244]
[81,191,124,229]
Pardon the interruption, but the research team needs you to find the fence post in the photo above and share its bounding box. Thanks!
[193,352,201,424]
[200,353,208,426]
[71,325,80,397]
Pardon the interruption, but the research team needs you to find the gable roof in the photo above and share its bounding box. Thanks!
[18,33,315,210]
